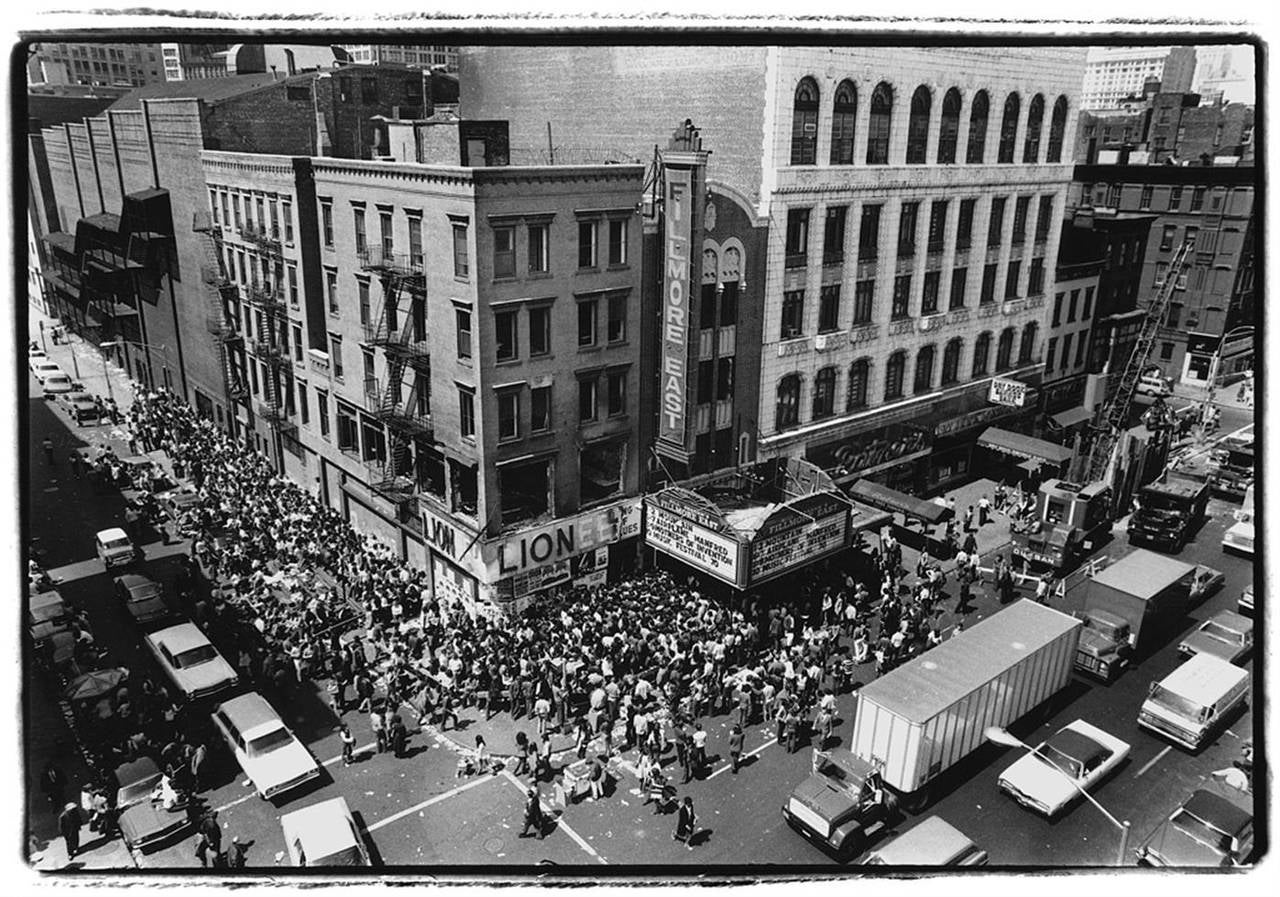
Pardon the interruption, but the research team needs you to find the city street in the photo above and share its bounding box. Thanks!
[24,338,1255,870]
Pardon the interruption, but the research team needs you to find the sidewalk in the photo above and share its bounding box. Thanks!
[29,304,138,414]
[1171,379,1254,412]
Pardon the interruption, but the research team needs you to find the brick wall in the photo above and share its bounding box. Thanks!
[42,126,79,235]
[67,123,102,217]
[87,116,122,213]
[109,110,156,196]
[209,82,317,156]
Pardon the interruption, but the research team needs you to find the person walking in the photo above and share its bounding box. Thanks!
[588,754,605,801]
[520,787,546,840]
[673,797,697,849]
[964,505,975,532]
[190,741,208,792]
[338,722,356,766]
[978,494,991,526]
[728,724,744,774]
[691,722,708,778]
[675,724,692,784]
[228,835,253,868]
[390,715,408,758]
[370,705,387,754]
[58,802,82,860]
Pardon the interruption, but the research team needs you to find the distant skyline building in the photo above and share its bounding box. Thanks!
[27,42,167,88]
[341,45,458,72]
[1192,45,1255,105]
[1080,46,1196,110]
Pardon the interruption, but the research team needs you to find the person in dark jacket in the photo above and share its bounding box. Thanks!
[673,797,696,849]
[58,802,83,859]
[520,787,545,839]
[390,715,408,758]
[728,724,744,774]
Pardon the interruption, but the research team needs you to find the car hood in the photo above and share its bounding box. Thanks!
[790,774,857,824]
[128,595,169,621]
[999,755,1078,813]
[245,740,319,790]
[173,657,238,695]
[1179,632,1239,662]
[119,801,190,846]
[1141,820,1231,867]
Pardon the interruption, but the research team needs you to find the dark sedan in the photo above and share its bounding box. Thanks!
[113,574,171,627]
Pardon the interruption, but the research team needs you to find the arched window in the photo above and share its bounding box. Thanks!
[906,85,932,164]
[972,331,992,376]
[812,366,837,419]
[884,350,906,400]
[937,88,962,164]
[966,90,989,163]
[997,92,1020,163]
[941,338,963,384]
[830,80,857,165]
[913,344,936,393]
[790,77,819,165]
[996,327,1016,371]
[866,82,893,165]
[847,359,870,410]
[1019,321,1038,363]
[776,374,801,430]
[1023,94,1045,163]
[1046,96,1069,163]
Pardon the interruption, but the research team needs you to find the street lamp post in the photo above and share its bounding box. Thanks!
[985,726,1131,866]
[97,340,118,402]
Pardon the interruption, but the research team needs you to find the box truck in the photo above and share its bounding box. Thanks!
[1138,653,1249,751]
[1073,549,1196,682]
[846,600,1081,810]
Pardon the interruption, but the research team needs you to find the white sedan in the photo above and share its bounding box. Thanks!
[280,797,371,866]
[997,720,1130,817]
[213,692,321,800]
[32,360,64,383]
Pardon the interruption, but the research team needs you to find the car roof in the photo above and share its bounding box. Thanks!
[114,756,162,789]
[217,691,284,733]
[1203,610,1252,633]
[150,623,212,653]
[116,573,156,589]
[870,816,976,863]
[280,798,359,859]
[29,590,66,613]
[1158,653,1249,701]
[1045,727,1109,767]
[98,527,130,541]
[1184,789,1252,837]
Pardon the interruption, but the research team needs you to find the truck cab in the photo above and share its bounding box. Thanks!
[1128,473,1210,553]
[1012,480,1112,571]
[783,748,899,860]
[1074,609,1133,682]
[1210,443,1254,502]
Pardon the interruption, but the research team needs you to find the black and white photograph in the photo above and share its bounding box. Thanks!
[8,7,1265,883]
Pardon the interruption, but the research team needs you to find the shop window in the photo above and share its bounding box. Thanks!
[966,90,990,163]
[499,458,551,525]
[580,440,624,505]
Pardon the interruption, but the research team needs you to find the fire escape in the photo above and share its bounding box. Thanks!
[359,247,432,504]
[241,221,297,437]
[192,211,247,404]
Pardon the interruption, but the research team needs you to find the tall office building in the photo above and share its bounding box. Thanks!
[27,42,167,88]
[1080,46,1195,110]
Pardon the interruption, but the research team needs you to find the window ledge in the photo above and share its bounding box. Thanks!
[577,344,602,354]
[576,266,600,274]
[495,357,522,367]
[526,271,553,280]
[492,275,518,284]
[606,263,630,272]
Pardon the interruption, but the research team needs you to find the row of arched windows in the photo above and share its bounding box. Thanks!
[774,323,1039,430]
[791,78,1069,168]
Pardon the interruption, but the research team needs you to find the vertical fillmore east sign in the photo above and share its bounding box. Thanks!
[659,167,692,451]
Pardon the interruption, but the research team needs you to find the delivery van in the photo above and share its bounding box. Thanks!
[1138,653,1249,751]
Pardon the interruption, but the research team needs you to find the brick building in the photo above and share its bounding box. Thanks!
[1076,92,1255,165]
[1071,164,1256,387]
[28,42,167,88]
[462,46,1088,496]
[1080,46,1195,111]
[1043,222,1104,431]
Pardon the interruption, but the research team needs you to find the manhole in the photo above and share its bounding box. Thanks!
[484,838,505,855]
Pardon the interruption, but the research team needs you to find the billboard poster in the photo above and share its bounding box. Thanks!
[645,503,741,586]
[988,377,1028,407]
[658,167,693,449]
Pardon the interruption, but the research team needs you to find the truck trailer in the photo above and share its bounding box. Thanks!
[1074,549,1196,682]
[1127,471,1210,552]
[848,600,1081,809]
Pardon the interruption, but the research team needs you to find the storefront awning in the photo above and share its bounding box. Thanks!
[845,479,951,525]
[977,427,1073,466]
[1050,406,1093,429]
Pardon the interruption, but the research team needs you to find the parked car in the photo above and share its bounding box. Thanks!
[27,589,73,645]
[145,623,238,701]
[862,816,988,866]
[31,360,63,383]
[42,372,76,398]
[114,574,171,627]
[158,485,201,520]
[59,391,99,425]
[114,757,194,853]
[1178,611,1254,665]
[213,692,321,800]
[280,797,371,866]
[1189,565,1226,605]
[1135,371,1173,398]
[1136,783,1254,866]
[997,720,1130,817]
[28,346,48,369]
[96,527,139,569]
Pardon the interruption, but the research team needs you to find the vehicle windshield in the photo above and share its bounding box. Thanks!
[174,644,219,668]
[1171,809,1233,854]
[1149,684,1206,720]
[1200,622,1242,644]
[1037,741,1083,780]
[103,537,132,550]
[130,585,161,602]
[1143,494,1190,514]
[815,754,867,798]
[247,727,295,756]
[119,776,159,805]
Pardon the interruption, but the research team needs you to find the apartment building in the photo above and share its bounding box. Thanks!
[463,45,1087,495]
[28,42,167,88]
[1043,223,1104,432]
[1075,91,1255,165]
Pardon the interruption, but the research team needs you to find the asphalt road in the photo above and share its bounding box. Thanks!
[25,359,1259,872]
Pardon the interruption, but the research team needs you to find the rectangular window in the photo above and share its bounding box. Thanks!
[455,308,472,359]
[453,223,469,278]
[233,194,243,231]
[493,225,516,279]
[578,299,598,347]
[498,391,519,441]
[408,217,423,268]
[362,348,375,390]
[697,360,715,405]
[354,280,370,327]
[459,388,475,438]
[1035,195,1053,242]
[1190,186,1205,211]
[578,220,598,268]
[317,390,330,438]
[607,293,627,343]
[1075,332,1088,366]
[608,219,628,266]
[529,305,551,356]
[720,281,738,326]
[361,77,377,104]
[1139,185,1153,210]
[956,199,976,250]
[528,222,549,273]
[287,265,298,307]
[858,204,882,261]
[495,309,519,361]
[823,206,847,265]
[326,271,338,315]
[1061,333,1073,370]
[1004,260,1021,299]
[254,197,265,231]
[1052,292,1064,326]
[353,208,367,256]
[1045,336,1058,371]
[785,208,810,268]
[1068,289,1079,322]
[980,263,998,304]
[700,283,717,330]
[269,199,280,239]
[607,370,627,416]
[1028,257,1045,295]
[209,189,219,224]
[1012,196,1030,245]
[1160,341,1174,360]
[987,197,1006,248]
[1160,224,1176,251]
[220,192,230,228]
[921,271,940,315]
[927,201,948,253]
[292,324,303,361]
[329,335,343,379]
[282,200,293,243]
[949,268,967,309]
[379,211,393,255]
[578,377,598,422]
[1082,286,1095,318]
[853,279,874,324]
[716,357,734,401]
[1183,226,1199,251]
[897,202,919,258]
[321,201,333,247]
[818,285,840,333]
[780,290,805,338]
[530,386,551,432]
[891,275,911,319]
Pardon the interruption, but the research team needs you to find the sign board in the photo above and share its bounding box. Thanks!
[646,488,728,533]
[573,546,610,589]
[645,502,742,586]
[488,497,641,579]
[431,555,480,619]
[506,559,572,599]
[422,505,487,582]
[749,502,850,586]
[658,167,693,450]
[988,377,1028,407]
